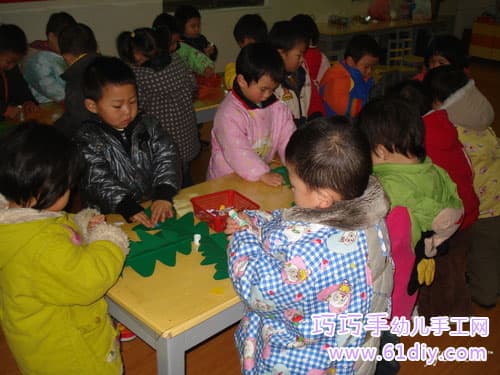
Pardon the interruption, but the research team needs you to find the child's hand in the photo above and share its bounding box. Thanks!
[259,172,284,187]
[130,211,154,228]
[150,200,174,225]
[22,101,39,113]
[224,212,252,235]
[4,105,21,119]
[204,44,215,57]
[88,214,106,231]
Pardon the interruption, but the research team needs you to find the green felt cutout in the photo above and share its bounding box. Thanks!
[124,211,229,280]
[271,166,291,187]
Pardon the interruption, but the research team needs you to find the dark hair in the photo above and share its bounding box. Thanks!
[175,5,201,32]
[357,97,426,162]
[368,70,415,100]
[45,12,76,37]
[344,34,380,62]
[423,64,469,103]
[83,56,136,102]
[153,13,180,50]
[236,43,284,85]
[388,80,432,116]
[424,34,468,70]
[268,20,308,52]
[291,14,319,46]
[58,23,97,56]
[0,121,79,209]
[117,28,170,71]
[286,116,372,200]
[233,14,268,44]
[0,24,28,55]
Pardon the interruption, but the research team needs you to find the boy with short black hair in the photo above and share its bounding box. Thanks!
[74,56,179,229]
[54,22,98,137]
[208,43,295,187]
[321,34,379,118]
[224,14,268,89]
[22,12,77,103]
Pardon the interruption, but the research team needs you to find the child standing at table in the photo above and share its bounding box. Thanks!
[152,12,215,77]
[207,43,296,187]
[389,80,478,317]
[0,24,39,120]
[226,117,393,375]
[268,20,311,128]
[75,56,179,229]
[22,12,76,103]
[0,122,129,375]
[224,14,268,90]
[291,14,329,117]
[117,27,199,187]
[175,5,217,61]
[424,65,500,308]
[320,34,379,119]
[54,23,98,138]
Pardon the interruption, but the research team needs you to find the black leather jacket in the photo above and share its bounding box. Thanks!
[75,113,179,218]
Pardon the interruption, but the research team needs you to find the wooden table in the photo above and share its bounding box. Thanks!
[106,173,293,375]
[0,102,63,136]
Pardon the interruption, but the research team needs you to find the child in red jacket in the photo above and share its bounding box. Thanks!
[390,79,478,317]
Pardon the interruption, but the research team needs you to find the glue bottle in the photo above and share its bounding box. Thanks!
[228,209,249,227]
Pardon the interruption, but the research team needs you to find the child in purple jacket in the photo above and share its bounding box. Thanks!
[207,43,296,187]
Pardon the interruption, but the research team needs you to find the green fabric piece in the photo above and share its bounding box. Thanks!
[197,233,229,280]
[271,166,291,187]
[125,212,209,277]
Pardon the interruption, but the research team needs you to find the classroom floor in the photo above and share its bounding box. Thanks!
[1,59,499,375]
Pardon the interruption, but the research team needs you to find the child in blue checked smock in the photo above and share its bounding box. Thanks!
[226,117,394,375]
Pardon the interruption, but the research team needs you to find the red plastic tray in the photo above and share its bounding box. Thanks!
[191,189,260,232]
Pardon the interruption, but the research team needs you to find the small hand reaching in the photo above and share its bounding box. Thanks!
[150,200,174,226]
[88,214,106,231]
[259,172,283,187]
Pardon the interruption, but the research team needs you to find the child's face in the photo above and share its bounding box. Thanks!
[85,83,138,130]
[184,17,201,38]
[237,74,278,105]
[428,54,450,70]
[288,164,339,208]
[0,51,23,72]
[347,54,379,80]
[279,41,307,73]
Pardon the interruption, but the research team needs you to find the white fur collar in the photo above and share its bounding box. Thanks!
[0,193,61,224]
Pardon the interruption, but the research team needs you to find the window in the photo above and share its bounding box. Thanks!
[163,0,265,12]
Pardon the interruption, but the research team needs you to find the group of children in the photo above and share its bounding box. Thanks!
[0,6,498,375]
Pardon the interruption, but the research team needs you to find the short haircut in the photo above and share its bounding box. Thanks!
[233,14,268,44]
[117,28,170,71]
[344,34,380,62]
[291,14,319,46]
[268,20,308,52]
[357,97,426,162]
[285,116,372,200]
[58,23,97,56]
[0,24,28,55]
[45,12,76,37]
[0,121,79,209]
[83,56,136,102]
[423,64,469,103]
[388,79,432,116]
[424,34,468,69]
[236,43,284,85]
[175,5,201,31]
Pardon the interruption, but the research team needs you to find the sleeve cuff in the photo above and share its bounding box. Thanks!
[152,184,178,203]
[116,197,144,222]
